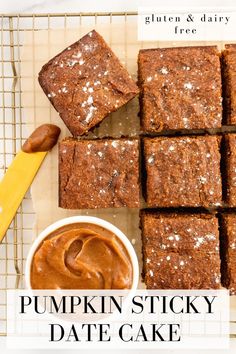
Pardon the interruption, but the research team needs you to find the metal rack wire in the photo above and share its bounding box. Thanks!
[0,12,236,340]
[0,11,138,337]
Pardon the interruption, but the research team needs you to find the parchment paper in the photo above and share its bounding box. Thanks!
[21,23,148,285]
[20,21,236,300]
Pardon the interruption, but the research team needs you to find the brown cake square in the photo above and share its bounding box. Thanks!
[143,135,222,208]
[220,214,236,295]
[224,134,236,206]
[59,138,140,209]
[140,211,221,289]
[138,46,222,133]
[39,30,139,136]
[222,44,236,125]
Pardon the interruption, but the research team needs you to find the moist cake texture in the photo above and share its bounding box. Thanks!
[59,137,140,209]
[138,46,222,132]
[140,211,221,289]
[220,214,236,295]
[143,135,222,208]
[39,30,139,136]
[222,44,236,125]
[224,134,236,206]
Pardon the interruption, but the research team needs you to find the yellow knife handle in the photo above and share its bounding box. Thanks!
[0,150,47,242]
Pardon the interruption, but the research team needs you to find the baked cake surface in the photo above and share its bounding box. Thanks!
[222,44,236,125]
[59,138,140,209]
[141,211,221,289]
[225,134,236,206]
[138,46,222,132]
[220,214,236,295]
[39,30,139,136]
[143,135,222,208]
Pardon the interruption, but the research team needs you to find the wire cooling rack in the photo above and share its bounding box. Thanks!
[0,11,137,337]
[0,11,236,340]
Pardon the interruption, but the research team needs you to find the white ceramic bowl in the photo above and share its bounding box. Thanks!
[25,216,139,290]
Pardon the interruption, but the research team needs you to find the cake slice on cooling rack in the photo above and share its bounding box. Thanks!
[38,30,139,136]
[59,137,140,209]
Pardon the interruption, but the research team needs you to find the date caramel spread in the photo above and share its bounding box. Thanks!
[31,223,133,289]
[22,124,61,153]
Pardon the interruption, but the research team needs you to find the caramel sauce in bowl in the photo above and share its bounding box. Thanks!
[25,216,139,291]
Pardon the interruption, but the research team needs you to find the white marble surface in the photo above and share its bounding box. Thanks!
[1,0,236,14]
[1,0,236,353]
[0,0,138,14]
[1,338,236,354]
